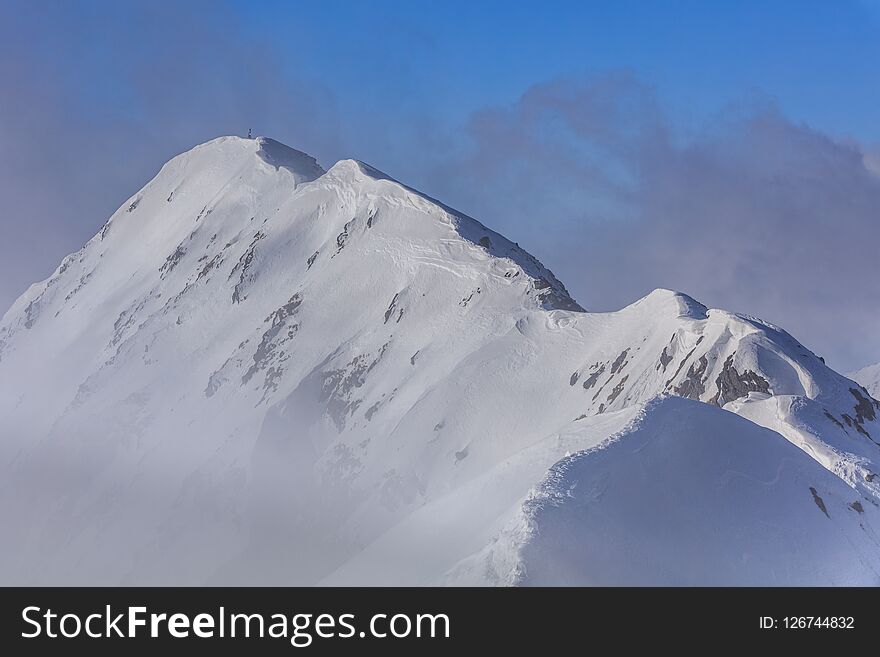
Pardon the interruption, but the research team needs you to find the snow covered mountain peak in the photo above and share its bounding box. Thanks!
[316,150,583,311]
[623,288,708,319]
[157,134,324,183]
[1,135,879,585]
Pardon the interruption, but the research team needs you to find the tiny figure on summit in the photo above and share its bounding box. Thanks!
[247,128,252,139]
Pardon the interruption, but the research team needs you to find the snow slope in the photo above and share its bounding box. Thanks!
[493,398,880,586]
[851,362,880,398]
[1,136,878,585]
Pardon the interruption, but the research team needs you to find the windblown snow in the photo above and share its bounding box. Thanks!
[1,136,878,585]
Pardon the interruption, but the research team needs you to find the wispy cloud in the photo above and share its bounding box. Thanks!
[418,72,880,371]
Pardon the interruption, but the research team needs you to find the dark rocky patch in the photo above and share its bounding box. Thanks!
[204,370,225,398]
[410,350,419,365]
[709,354,770,406]
[657,346,674,372]
[606,375,629,405]
[195,205,213,222]
[839,409,875,442]
[334,218,356,255]
[196,253,223,282]
[110,297,149,347]
[809,487,830,518]
[365,400,382,421]
[242,293,303,392]
[592,379,610,402]
[823,410,845,430]
[261,366,284,396]
[320,344,390,431]
[204,351,241,398]
[849,501,864,514]
[384,294,399,324]
[127,198,141,212]
[841,413,880,445]
[582,364,606,390]
[478,236,492,249]
[307,251,318,269]
[850,388,876,424]
[156,282,194,319]
[230,231,265,303]
[531,277,582,312]
[159,244,187,279]
[63,271,94,303]
[460,288,481,307]
[852,422,874,441]
[674,356,708,400]
[610,348,630,375]
[665,346,698,389]
[23,296,42,329]
[570,372,579,386]
[265,293,304,328]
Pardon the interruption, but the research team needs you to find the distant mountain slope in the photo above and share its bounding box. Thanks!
[1,136,878,584]
[851,362,880,398]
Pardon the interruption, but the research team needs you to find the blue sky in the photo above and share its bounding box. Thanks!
[229,0,880,143]
[1,0,879,370]
[17,0,879,156]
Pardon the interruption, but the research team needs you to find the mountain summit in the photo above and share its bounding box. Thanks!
[1,136,879,585]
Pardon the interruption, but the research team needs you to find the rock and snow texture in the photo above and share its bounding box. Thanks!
[1,136,879,585]
[851,362,880,399]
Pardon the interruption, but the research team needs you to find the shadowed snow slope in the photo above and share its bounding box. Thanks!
[511,397,880,586]
[1,136,878,585]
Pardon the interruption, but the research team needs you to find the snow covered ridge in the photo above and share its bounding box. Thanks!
[1,135,879,585]
[459,397,880,586]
